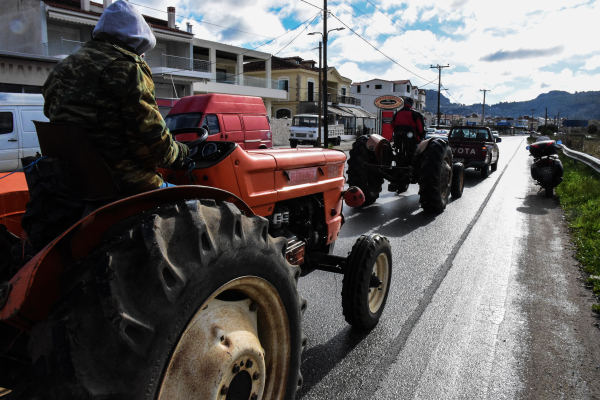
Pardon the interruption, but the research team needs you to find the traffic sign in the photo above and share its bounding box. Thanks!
[562,120,588,127]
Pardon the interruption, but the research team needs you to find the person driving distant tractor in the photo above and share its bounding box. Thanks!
[42,0,188,195]
[391,97,425,142]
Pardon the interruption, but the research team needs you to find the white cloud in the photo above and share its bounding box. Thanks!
[583,55,600,70]
[132,0,600,105]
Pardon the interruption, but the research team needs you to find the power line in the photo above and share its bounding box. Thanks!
[363,0,449,65]
[339,0,438,65]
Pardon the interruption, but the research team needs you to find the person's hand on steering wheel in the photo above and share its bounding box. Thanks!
[170,127,209,169]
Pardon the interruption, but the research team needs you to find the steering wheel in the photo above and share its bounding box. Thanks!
[171,127,209,157]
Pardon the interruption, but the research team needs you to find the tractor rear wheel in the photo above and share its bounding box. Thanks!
[16,200,305,400]
[418,140,452,213]
[347,136,384,207]
[450,163,465,199]
[341,234,392,330]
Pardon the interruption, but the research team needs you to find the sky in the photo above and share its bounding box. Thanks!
[132,0,600,106]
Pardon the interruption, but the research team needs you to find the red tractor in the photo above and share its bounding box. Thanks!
[0,117,392,399]
[347,133,464,212]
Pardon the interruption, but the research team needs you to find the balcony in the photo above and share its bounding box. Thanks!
[44,39,85,58]
[145,54,212,80]
[307,92,362,107]
[214,73,279,90]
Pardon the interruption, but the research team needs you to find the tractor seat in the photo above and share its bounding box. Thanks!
[33,121,120,201]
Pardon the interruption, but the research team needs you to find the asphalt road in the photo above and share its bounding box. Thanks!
[295,136,600,399]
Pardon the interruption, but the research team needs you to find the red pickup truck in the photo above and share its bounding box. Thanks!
[448,126,499,178]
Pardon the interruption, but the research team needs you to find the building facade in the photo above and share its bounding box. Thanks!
[244,56,355,118]
[1,0,287,116]
[350,79,426,115]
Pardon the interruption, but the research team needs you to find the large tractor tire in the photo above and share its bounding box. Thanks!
[14,200,305,400]
[341,234,392,330]
[347,136,384,207]
[418,139,452,213]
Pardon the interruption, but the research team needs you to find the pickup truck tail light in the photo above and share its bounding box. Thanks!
[482,146,487,153]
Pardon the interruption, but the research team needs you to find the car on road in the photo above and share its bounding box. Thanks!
[491,131,501,142]
[448,126,499,178]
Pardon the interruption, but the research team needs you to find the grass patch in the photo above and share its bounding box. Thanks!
[556,155,600,310]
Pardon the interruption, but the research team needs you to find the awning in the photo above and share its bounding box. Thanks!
[327,106,354,118]
[336,105,377,119]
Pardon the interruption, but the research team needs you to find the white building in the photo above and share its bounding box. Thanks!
[1,0,286,116]
[350,79,425,115]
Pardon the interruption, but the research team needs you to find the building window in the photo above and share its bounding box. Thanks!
[357,85,361,93]
[375,84,382,89]
[276,109,292,119]
[366,85,369,88]
[341,87,346,96]
[0,112,14,135]
[406,85,410,92]
[278,79,289,92]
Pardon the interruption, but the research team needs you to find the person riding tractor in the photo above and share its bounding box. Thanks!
[21,0,189,255]
[391,96,426,145]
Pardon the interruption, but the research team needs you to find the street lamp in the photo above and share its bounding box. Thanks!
[308,26,345,147]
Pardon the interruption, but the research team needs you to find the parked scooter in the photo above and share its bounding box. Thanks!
[528,136,563,198]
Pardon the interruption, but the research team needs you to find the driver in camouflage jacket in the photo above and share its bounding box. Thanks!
[42,0,188,195]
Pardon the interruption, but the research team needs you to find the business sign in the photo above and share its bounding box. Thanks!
[562,120,588,127]
[497,122,511,126]
[374,95,403,110]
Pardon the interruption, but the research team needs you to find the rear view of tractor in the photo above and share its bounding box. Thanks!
[347,131,464,213]
[0,121,393,400]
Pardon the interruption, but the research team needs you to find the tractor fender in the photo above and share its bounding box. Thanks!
[365,134,393,166]
[0,186,253,330]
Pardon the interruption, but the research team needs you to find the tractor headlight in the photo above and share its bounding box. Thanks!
[406,132,414,138]
[310,134,314,138]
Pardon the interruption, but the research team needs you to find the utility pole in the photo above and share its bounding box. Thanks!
[557,111,560,130]
[480,89,490,125]
[317,41,322,147]
[430,64,449,127]
[530,108,536,131]
[545,107,547,128]
[322,0,328,147]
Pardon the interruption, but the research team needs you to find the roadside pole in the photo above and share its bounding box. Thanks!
[322,0,328,148]
[317,41,322,147]
[430,64,449,128]
[480,89,490,125]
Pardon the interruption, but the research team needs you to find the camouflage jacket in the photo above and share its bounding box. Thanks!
[42,34,188,195]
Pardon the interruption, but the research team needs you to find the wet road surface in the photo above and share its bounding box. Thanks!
[296,136,600,399]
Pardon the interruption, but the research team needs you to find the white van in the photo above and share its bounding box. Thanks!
[0,93,48,172]
[289,114,344,147]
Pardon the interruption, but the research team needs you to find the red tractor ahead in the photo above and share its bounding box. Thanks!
[0,108,392,400]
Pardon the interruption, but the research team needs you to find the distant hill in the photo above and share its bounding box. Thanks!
[424,90,600,120]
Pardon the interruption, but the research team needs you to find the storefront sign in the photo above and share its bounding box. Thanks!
[374,95,403,110]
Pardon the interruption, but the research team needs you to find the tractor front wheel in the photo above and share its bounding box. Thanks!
[290,140,298,148]
[19,200,305,400]
[341,234,392,330]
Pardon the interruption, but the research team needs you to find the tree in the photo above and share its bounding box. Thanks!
[588,124,598,134]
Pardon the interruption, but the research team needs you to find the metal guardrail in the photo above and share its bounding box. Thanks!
[559,144,600,174]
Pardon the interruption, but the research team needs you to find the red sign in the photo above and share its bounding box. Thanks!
[374,95,403,110]
[381,111,394,141]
